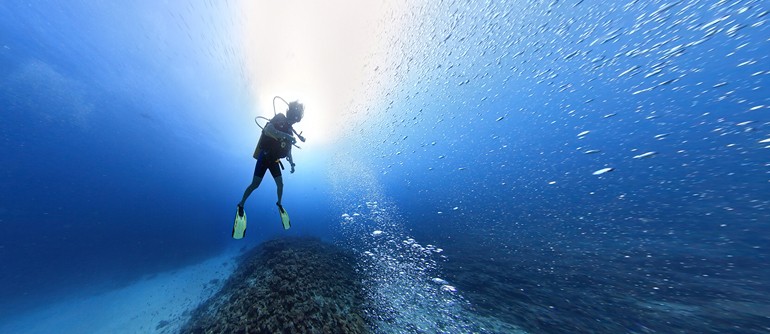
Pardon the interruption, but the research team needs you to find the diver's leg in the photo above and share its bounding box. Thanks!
[238,174,263,207]
[274,176,284,206]
[240,159,268,207]
[267,162,284,206]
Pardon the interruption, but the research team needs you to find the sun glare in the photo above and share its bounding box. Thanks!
[239,1,409,148]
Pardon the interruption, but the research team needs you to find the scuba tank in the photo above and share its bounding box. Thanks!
[253,96,306,159]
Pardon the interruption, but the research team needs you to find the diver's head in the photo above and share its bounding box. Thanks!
[287,101,304,124]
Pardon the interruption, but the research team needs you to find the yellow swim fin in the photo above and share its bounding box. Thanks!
[277,204,291,230]
[233,206,247,239]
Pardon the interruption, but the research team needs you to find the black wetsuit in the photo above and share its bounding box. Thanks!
[253,113,293,178]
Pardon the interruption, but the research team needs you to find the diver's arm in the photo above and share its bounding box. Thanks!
[286,152,296,173]
[264,122,295,143]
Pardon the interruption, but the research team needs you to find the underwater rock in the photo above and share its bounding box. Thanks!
[180,237,370,334]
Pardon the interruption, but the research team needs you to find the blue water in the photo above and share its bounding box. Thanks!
[2,0,769,333]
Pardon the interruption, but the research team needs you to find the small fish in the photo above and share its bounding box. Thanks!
[713,82,728,88]
[441,285,457,293]
[759,138,770,144]
[496,116,504,122]
[632,87,654,95]
[654,133,669,139]
[633,151,658,159]
[578,130,591,137]
[618,65,640,78]
[432,278,449,285]
[584,149,601,154]
[603,113,617,118]
[701,15,729,30]
[644,68,663,78]
[592,167,614,175]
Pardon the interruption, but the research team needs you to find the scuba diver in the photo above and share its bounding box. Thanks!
[233,97,305,239]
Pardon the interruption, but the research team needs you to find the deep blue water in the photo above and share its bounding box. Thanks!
[2,0,769,333]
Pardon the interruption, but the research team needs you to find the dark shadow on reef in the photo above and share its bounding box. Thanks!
[181,237,370,334]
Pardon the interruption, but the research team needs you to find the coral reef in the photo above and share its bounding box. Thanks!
[181,237,370,334]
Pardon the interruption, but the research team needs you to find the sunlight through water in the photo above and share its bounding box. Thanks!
[237,0,412,147]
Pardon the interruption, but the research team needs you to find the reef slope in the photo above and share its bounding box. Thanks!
[181,237,369,334]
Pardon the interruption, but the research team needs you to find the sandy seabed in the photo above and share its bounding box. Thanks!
[0,252,238,334]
